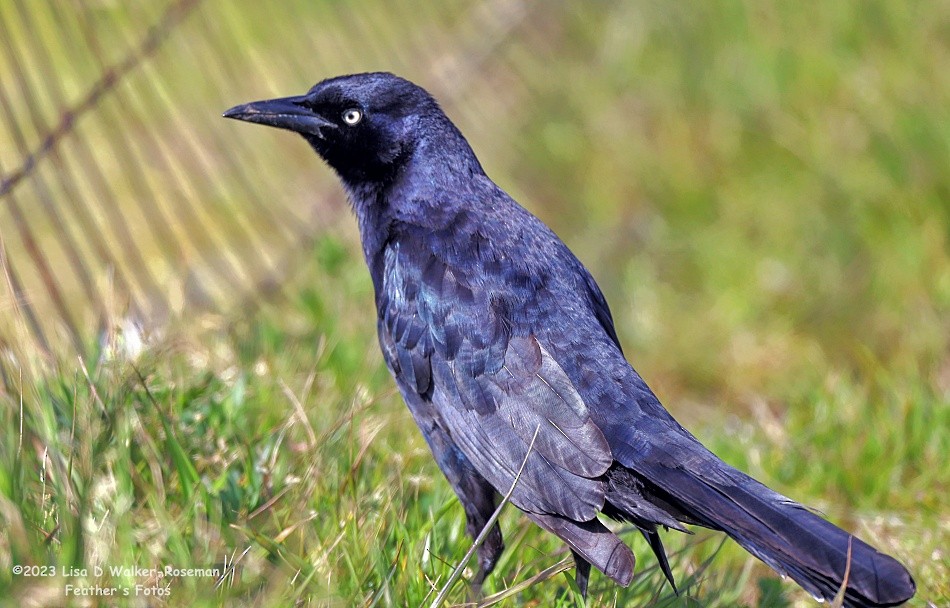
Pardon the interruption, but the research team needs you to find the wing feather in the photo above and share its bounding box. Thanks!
[380,242,614,520]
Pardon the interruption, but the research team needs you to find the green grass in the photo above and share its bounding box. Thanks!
[1,0,948,605]
[0,235,945,606]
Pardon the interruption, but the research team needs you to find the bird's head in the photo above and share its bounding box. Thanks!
[224,72,448,186]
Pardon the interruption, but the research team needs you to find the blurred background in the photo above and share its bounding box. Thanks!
[1,0,947,401]
[0,1,947,605]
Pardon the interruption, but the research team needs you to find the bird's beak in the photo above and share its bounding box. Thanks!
[222,95,336,138]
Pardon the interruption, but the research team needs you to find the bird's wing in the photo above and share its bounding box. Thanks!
[378,246,613,521]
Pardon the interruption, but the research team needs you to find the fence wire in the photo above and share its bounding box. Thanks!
[0,0,550,383]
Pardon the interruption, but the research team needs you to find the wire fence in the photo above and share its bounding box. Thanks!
[0,0,551,385]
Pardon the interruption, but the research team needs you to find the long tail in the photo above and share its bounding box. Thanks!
[629,453,916,607]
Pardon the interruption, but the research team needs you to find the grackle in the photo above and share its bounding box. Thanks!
[224,72,915,606]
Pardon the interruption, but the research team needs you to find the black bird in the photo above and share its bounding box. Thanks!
[224,72,916,606]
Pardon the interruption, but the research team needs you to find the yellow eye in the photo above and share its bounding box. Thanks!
[342,108,362,126]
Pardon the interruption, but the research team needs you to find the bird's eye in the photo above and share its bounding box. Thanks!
[342,108,362,126]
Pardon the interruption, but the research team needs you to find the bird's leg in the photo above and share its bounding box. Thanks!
[571,549,592,600]
[464,514,503,601]
[467,509,504,595]
[416,420,504,594]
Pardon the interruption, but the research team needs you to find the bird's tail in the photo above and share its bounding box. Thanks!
[633,454,915,608]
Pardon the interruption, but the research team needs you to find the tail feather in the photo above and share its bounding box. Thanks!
[640,527,677,593]
[638,460,915,607]
[526,511,636,587]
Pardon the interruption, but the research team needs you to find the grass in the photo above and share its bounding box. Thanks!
[0,235,945,606]
[1,0,948,606]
